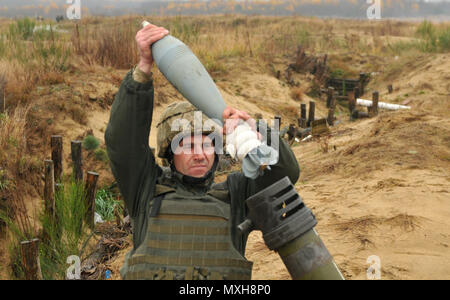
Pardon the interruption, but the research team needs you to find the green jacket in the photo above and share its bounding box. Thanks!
[105,69,300,260]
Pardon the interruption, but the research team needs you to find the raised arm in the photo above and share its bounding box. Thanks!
[104,23,169,217]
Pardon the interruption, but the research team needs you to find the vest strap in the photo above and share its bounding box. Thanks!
[150,194,164,217]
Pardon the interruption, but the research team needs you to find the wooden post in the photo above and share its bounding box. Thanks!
[327,90,336,126]
[287,124,296,141]
[348,90,355,114]
[300,103,307,120]
[300,103,307,128]
[387,84,393,94]
[307,101,315,127]
[51,135,63,183]
[354,86,360,100]
[20,239,43,280]
[370,91,379,117]
[71,141,83,182]
[359,73,366,96]
[44,160,55,218]
[84,171,99,229]
[326,87,334,108]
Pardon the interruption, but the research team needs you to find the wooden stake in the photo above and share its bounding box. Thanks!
[348,90,356,114]
[44,160,55,218]
[359,73,366,96]
[71,141,83,182]
[388,84,393,94]
[51,135,63,183]
[84,171,99,229]
[300,103,307,120]
[326,86,334,108]
[327,89,336,126]
[354,86,360,100]
[307,101,315,127]
[299,103,307,128]
[20,239,43,280]
[370,91,379,117]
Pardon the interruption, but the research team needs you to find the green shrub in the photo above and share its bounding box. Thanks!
[0,169,10,191]
[95,188,122,222]
[416,21,436,41]
[38,180,90,279]
[1,179,92,279]
[94,148,109,163]
[330,69,345,78]
[438,28,450,51]
[0,34,6,58]
[82,135,99,151]
[8,18,35,40]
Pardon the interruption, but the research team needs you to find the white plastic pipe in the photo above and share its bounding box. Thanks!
[356,98,411,110]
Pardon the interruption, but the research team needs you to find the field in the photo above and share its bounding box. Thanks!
[0,15,449,280]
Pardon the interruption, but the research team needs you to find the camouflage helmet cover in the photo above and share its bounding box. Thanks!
[156,101,222,159]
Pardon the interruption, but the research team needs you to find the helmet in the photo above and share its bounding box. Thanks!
[156,102,222,159]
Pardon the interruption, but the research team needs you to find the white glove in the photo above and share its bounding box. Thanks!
[226,122,261,161]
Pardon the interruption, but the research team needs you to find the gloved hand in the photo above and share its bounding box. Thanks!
[225,121,261,160]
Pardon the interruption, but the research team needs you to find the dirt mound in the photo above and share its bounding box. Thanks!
[302,110,450,181]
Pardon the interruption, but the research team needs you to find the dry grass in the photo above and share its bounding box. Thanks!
[0,105,39,240]
[290,87,304,102]
[0,15,446,111]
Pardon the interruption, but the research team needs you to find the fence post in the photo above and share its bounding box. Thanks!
[359,73,366,96]
[348,90,355,115]
[354,86,360,100]
[299,103,307,128]
[44,160,55,218]
[327,90,336,126]
[20,238,43,280]
[51,135,63,183]
[327,86,334,108]
[84,171,99,229]
[370,91,379,117]
[71,141,83,182]
[307,101,315,127]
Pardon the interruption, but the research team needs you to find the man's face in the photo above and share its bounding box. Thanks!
[173,135,215,178]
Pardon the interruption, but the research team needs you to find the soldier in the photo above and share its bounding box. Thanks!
[105,23,300,280]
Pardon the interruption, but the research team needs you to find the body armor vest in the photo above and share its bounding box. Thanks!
[123,185,253,280]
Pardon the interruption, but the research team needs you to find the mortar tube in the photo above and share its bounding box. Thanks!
[275,229,345,280]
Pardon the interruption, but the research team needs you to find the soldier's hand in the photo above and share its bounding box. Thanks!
[136,22,169,75]
[222,106,260,139]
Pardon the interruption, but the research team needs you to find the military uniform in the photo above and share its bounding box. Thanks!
[105,68,300,280]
